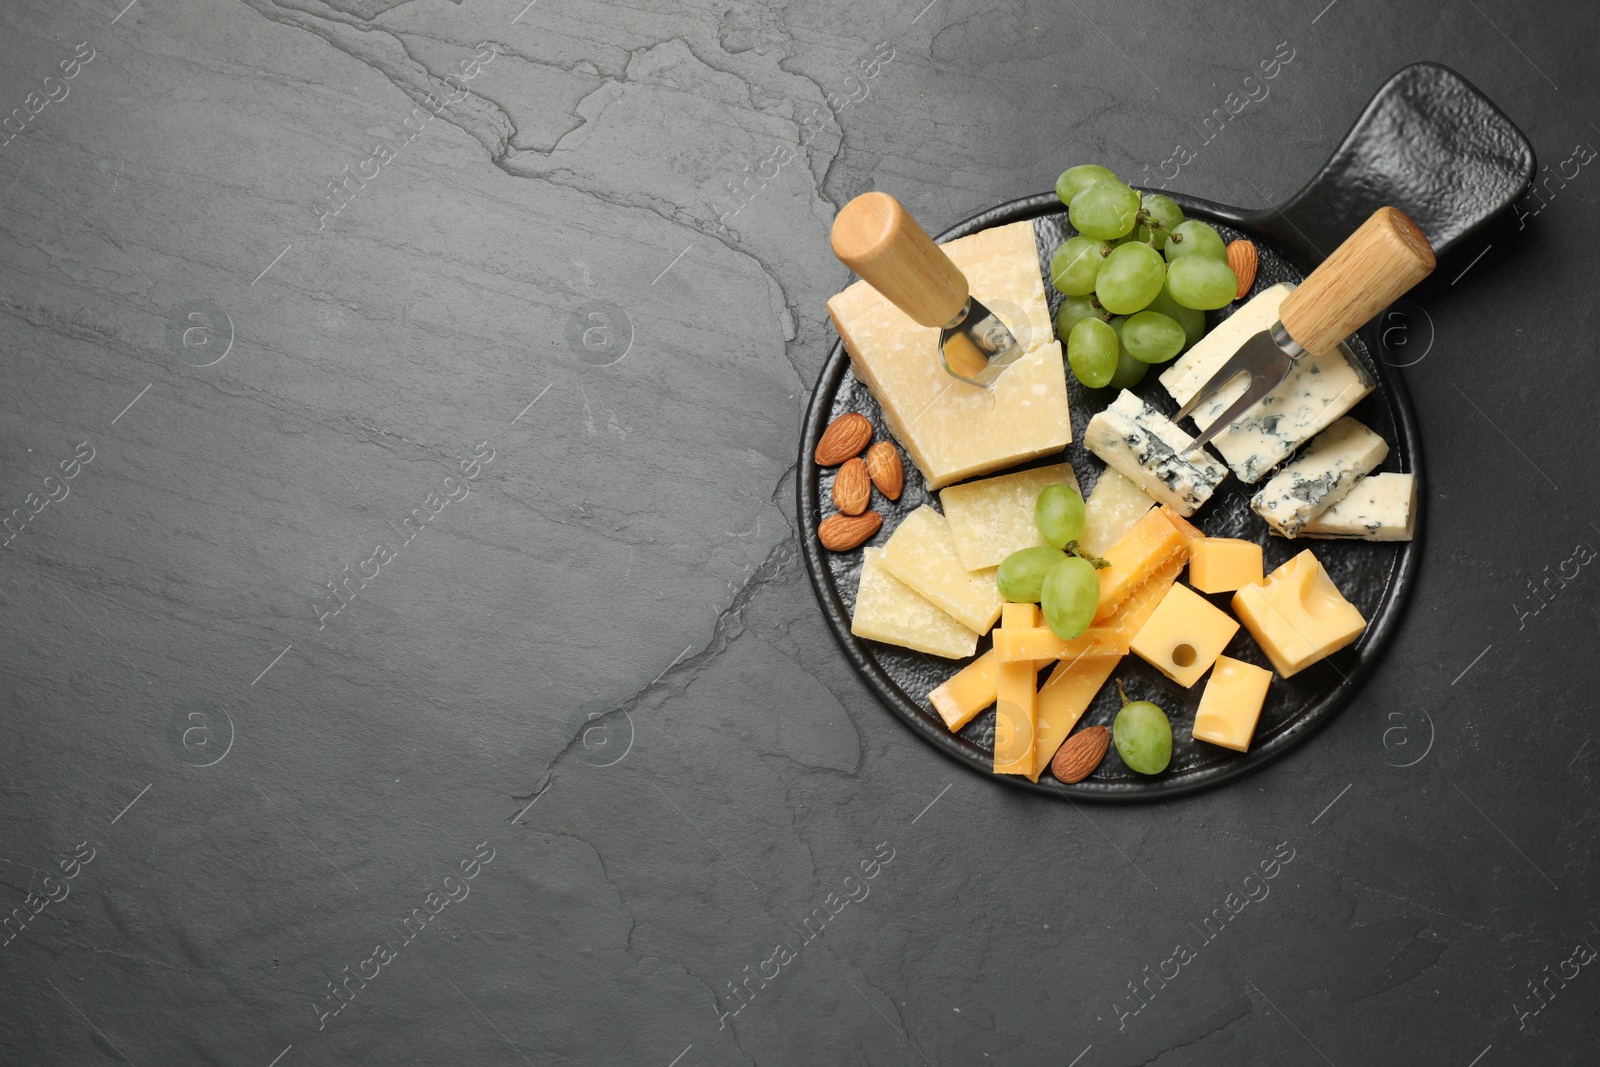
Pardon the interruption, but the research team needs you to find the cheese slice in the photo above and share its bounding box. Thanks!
[1093,507,1192,621]
[850,548,980,659]
[1250,417,1388,537]
[1297,472,1417,541]
[928,649,999,731]
[1083,390,1229,516]
[1081,468,1156,556]
[940,462,1080,571]
[994,625,1129,662]
[828,220,1069,490]
[1158,283,1376,483]
[994,603,1040,776]
[878,506,1004,634]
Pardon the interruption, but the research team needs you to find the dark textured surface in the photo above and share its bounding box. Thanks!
[3,1,1598,1065]
[801,193,1421,798]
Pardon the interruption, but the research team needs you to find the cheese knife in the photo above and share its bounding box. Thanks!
[831,192,1021,388]
[1176,206,1436,454]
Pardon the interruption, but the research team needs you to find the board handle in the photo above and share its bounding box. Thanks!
[831,192,969,328]
[1279,207,1436,355]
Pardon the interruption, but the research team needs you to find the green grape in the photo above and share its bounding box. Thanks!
[1113,697,1172,774]
[1069,180,1141,240]
[1040,556,1101,640]
[1162,220,1228,262]
[1055,294,1109,343]
[1139,193,1184,249]
[1049,236,1111,296]
[1067,317,1118,388]
[1055,164,1119,206]
[1145,287,1206,349]
[1106,318,1148,389]
[1166,255,1240,310]
[1121,310,1186,363]
[1094,242,1166,315]
[1034,484,1087,549]
[996,546,1069,603]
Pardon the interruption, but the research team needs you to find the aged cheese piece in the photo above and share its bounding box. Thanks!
[1158,283,1376,482]
[1093,507,1192,621]
[1081,468,1157,556]
[851,548,980,659]
[1232,549,1366,677]
[1031,558,1181,780]
[1188,537,1264,594]
[1129,582,1240,688]
[1250,417,1389,537]
[994,625,1128,662]
[879,506,1005,633]
[1192,656,1273,752]
[1297,472,1417,541]
[940,462,1080,571]
[1083,390,1229,516]
[928,649,998,732]
[994,603,1040,776]
[828,220,1069,490]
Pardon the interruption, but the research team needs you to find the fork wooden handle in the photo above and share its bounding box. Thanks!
[1279,207,1436,355]
[831,192,969,328]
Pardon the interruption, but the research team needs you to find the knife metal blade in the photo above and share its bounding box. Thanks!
[939,295,1023,387]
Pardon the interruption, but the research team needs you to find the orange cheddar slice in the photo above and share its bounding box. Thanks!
[994,603,1040,776]
[928,650,998,731]
[994,625,1129,663]
[1093,508,1194,622]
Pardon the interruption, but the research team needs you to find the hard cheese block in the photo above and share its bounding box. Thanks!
[1129,582,1240,688]
[1192,656,1273,752]
[994,603,1040,776]
[1250,416,1388,537]
[1298,472,1417,541]
[1232,549,1366,677]
[1158,283,1376,483]
[940,462,1080,571]
[1188,537,1263,594]
[850,548,980,659]
[879,506,1004,634]
[1081,467,1156,556]
[1083,390,1229,516]
[828,220,1069,490]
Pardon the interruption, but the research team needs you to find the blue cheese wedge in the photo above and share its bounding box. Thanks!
[1158,283,1375,483]
[850,548,980,659]
[1297,472,1417,541]
[1082,390,1229,517]
[1250,417,1389,537]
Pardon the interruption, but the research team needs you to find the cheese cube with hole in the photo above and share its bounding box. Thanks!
[1081,468,1157,556]
[1297,472,1417,541]
[994,603,1040,776]
[1158,283,1376,482]
[1093,507,1192,621]
[1188,538,1264,594]
[1192,656,1273,752]
[1232,549,1366,677]
[940,462,1080,571]
[1250,417,1389,537]
[1129,582,1240,688]
[879,506,1004,633]
[850,548,980,659]
[928,649,998,731]
[1083,390,1229,516]
[828,220,1069,490]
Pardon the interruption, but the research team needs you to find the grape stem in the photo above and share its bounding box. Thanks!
[1115,678,1131,708]
[1065,539,1111,570]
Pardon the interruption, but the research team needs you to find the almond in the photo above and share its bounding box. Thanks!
[1227,239,1258,300]
[832,458,872,516]
[865,441,904,501]
[1051,725,1111,784]
[814,412,872,467]
[818,510,882,552]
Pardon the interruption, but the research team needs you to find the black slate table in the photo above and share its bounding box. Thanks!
[2,1,1596,1064]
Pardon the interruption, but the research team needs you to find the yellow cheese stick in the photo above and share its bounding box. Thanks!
[993,603,1039,776]
[993,625,1130,663]
[928,650,998,731]
[1092,508,1193,621]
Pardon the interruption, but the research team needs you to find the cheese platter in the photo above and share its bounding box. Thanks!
[798,63,1534,799]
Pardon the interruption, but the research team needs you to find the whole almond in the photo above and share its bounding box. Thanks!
[815,412,873,467]
[1227,239,1258,300]
[832,458,872,516]
[1051,725,1111,783]
[818,510,882,552]
[865,441,904,501]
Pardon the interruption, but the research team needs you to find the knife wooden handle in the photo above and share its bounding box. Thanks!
[831,192,969,328]
[1279,207,1436,355]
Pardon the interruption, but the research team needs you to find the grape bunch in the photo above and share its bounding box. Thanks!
[1049,165,1239,390]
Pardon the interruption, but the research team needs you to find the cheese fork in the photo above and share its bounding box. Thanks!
[1176,207,1435,454]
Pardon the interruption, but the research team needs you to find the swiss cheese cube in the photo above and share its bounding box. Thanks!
[828,220,1069,490]
[850,548,980,659]
[1081,468,1156,556]
[1192,656,1273,752]
[940,462,1080,572]
[1231,549,1366,677]
[1129,582,1240,688]
[994,603,1040,776]
[879,506,1004,634]
[1188,538,1264,594]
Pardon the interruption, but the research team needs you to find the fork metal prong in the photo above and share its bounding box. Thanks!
[1182,370,1278,454]
[1172,343,1265,423]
